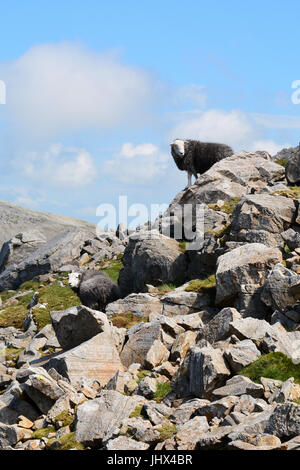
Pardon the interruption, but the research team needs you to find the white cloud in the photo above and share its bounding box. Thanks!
[169,109,256,150]
[0,42,155,140]
[251,140,291,156]
[103,142,169,184]
[14,143,98,187]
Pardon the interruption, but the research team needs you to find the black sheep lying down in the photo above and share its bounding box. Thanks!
[68,269,120,311]
[171,139,234,186]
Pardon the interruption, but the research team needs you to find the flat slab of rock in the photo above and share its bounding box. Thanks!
[48,332,123,387]
[212,375,264,399]
[106,293,163,319]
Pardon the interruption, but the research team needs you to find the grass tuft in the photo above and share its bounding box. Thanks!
[129,404,144,419]
[110,312,147,329]
[208,197,240,215]
[238,352,300,384]
[185,275,216,294]
[274,158,289,168]
[157,422,177,441]
[153,382,172,403]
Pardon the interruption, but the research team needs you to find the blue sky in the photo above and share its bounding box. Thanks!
[0,0,300,227]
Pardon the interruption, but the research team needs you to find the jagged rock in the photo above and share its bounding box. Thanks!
[106,293,162,319]
[260,328,300,358]
[194,396,238,421]
[212,376,264,399]
[106,436,149,450]
[169,399,210,425]
[170,331,196,363]
[23,370,66,414]
[224,339,261,372]
[50,305,110,350]
[286,148,300,184]
[176,345,230,399]
[273,378,300,403]
[175,416,209,450]
[120,317,180,368]
[0,424,18,449]
[260,377,283,403]
[74,390,144,447]
[261,263,300,312]
[118,231,187,296]
[229,195,295,246]
[142,402,172,426]
[136,377,157,399]
[215,243,282,316]
[48,332,124,387]
[265,403,300,438]
[173,312,206,331]
[230,317,276,343]
[281,228,300,251]
[201,307,242,343]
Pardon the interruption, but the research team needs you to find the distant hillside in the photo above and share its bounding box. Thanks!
[0,200,96,249]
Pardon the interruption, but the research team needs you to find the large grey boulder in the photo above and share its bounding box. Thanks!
[120,318,175,369]
[48,332,124,387]
[215,243,282,316]
[50,305,110,350]
[265,403,300,438]
[201,307,242,343]
[74,390,144,447]
[281,228,300,251]
[0,227,95,291]
[0,424,18,449]
[229,195,295,247]
[261,263,300,311]
[118,231,187,296]
[176,345,230,399]
[224,340,261,372]
[286,148,300,184]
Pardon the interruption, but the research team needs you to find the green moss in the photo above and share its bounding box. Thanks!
[157,422,177,441]
[208,197,240,215]
[238,352,300,384]
[110,312,147,329]
[275,158,289,168]
[129,404,144,419]
[19,280,40,291]
[186,275,216,294]
[47,432,84,450]
[136,370,151,384]
[0,304,29,329]
[31,426,55,439]
[153,382,172,403]
[33,283,81,331]
[0,290,16,303]
[273,186,300,199]
[5,347,23,363]
[100,259,123,283]
[54,410,74,427]
[283,243,291,254]
[157,282,183,295]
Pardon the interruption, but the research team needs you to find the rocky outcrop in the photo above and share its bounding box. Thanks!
[118,232,187,296]
[215,243,282,316]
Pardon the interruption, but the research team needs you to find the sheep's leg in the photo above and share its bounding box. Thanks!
[187,171,192,187]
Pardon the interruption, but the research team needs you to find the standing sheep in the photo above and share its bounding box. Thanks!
[170,139,234,186]
[68,269,120,311]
